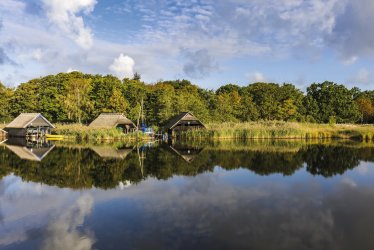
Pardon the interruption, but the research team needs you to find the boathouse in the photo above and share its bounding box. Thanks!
[165,112,205,136]
[0,129,7,138]
[4,113,55,138]
[89,113,136,133]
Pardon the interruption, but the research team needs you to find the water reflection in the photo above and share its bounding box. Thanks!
[90,145,133,160]
[169,143,204,163]
[41,194,94,250]
[5,138,55,162]
[1,141,374,189]
[1,141,374,249]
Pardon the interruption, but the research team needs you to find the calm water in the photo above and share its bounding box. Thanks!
[1,140,374,250]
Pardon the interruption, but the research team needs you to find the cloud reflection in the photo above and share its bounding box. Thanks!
[108,172,374,250]
[42,194,95,250]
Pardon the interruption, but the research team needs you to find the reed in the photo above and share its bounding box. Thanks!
[179,121,374,141]
[54,123,149,142]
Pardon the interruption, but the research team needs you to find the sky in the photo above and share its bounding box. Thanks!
[0,0,374,90]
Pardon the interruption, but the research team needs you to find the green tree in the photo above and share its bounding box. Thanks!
[108,88,129,114]
[148,83,175,124]
[239,94,259,121]
[63,78,93,123]
[0,82,14,122]
[245,83,281,120]
[306,82,360,123]
[10,79,40,116]
[90,75,124,116]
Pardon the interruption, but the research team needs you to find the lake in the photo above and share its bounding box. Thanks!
[1,140,374,250]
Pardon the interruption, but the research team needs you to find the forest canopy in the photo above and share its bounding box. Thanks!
[1,72,373,125]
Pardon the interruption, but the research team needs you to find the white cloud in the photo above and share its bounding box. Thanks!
[67,67,77,73]
[351,69,371,85]
[109,53,135,79]
[31,48,44,61]
[1,0,374,88]
[42,0,97,49]
[0,0,25,12]
[183,49,219,79]
[329,0,374,60]
[342,56,358,65]
[247,72,267,83]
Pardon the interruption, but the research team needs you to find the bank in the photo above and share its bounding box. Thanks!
[176,121,374,141]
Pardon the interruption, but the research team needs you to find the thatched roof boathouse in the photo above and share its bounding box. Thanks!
[5,113,55,138]
[89,113,136,133]
[165,112,205,136]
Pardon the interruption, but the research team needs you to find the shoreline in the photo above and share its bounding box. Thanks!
[2,121,374,142]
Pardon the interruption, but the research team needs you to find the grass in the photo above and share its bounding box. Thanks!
[178,121,374,141]
[3,120,374,142]
[53,123,149,142]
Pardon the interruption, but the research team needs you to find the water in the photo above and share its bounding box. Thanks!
[1,140,374,250]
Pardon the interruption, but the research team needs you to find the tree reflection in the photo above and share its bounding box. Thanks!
[0,142,374,189]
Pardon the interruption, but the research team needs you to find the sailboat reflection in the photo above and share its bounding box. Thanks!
[169,144,204,163]
[5,138,55,161]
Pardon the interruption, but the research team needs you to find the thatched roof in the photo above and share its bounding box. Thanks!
[89,113,135,128]
[90,146,133,159]
[6,144,55,161]
[165,112,205,130]
[5,113,54,129]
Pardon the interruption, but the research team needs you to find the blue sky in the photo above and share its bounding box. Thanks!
[0,0,374,90]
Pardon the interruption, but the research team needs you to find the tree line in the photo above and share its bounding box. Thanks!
[1,71,374,125]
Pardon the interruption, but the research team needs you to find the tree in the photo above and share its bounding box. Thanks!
[2,71,372,126]
[245,83,281,120]
[90,75,124,117]
[63,78,93,123]
[148,83,175,124]
[356,96,374,123]
[239,94,259,121]
[216,84,241,95]
[10,79,40,116]
[132,72,141,81]
[108,88,129,114]
[214,91,240,122]
[303,95,319,123]
[0,82,14,122]
[306,82,361,123]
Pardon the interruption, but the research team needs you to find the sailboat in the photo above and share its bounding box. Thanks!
[137,98,154,137]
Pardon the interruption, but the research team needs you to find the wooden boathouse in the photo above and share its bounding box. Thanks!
[89,113,136,133]
[165,112,206,136]
[4,113,55,138]
[0,129,7,138]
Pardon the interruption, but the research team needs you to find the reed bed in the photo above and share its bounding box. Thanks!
[179,121,374,141]
[54,123,149,142]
